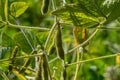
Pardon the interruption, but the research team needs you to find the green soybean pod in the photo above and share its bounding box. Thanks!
[55,25,64,60]
[62,67,67,80]
[43,54,49,80]
[41,0,50,15]
[9,46,19,71]
[35,56,44,80]
[48,41,56,55]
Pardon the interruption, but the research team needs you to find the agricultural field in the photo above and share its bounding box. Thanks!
[0,0,120,80]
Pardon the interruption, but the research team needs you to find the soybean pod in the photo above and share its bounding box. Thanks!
[35,56,44,80]
[48,40,56,55]
[9,46,19,71]
[55,23,64,60]
[73,27,87,45]
[62,66,67,80]
[43,54,49,80]
[41,0,50,14]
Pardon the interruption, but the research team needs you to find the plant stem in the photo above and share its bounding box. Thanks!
[49,57,58,64]
[15,19,35,51]
[96,27,120,30]
[0,53,43,63]
[51,0,55,10]
[44,22,57,49]
[8,22,50,31]
[74,47,84,80]
[8,22,120,31]
[74,50,80,80]
[67,53,120,66]
[2,21,120,31]
[4,0,8,22]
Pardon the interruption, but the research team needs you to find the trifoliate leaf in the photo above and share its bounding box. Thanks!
[10,2,29,18]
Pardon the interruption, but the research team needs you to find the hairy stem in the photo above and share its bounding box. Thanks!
[67,53,119,66]
[74,50,80,80]
[44,22,57,49]
[8,22,50,31]
[0,53,43,62]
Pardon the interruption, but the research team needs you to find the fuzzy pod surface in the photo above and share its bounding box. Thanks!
[73,27,87,45]
[55,25,64,60]
[48,41,56,55]
[9,46,19,71]
[35,56,44,80]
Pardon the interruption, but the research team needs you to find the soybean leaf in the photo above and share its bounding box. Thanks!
[13,32,32,54]
[0,21,6,29]
[117,17,120,22]
[2,33,15,47]
[106,1,120,22]
[0,16,2,21]
[10,2,29,18]
[52,0,120,27]
[52,3,104,27]
[0,0,5,20]
[0,47,10,59]
[0,69,9,80]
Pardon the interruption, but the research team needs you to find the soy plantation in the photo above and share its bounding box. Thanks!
[0,0,120,80]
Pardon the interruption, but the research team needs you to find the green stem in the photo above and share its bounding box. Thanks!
[1,71,9,80]
[74,47,84,80]
[2,62,36,73]
[96,27,120,30]
[4,0,8,22]
[15,19,35,51]
[49,57,58,64]
[51,0,55,10]
[67,53,120,66]
[0,53,43,63]
[44,22,57,49]
[74,50,80,80]
[8,22,49,31]
[2,21,120,31]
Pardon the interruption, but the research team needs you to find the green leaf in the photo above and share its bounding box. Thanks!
[0,0,5,20]
[2,33,15,47]
[52,0,120,27]
[117,17,120,22]
[107,1,120,22]
[0,69,9,80]
[0,15,2,21]
[10,2,29,18]
[0,47,7,59]
[4,0,8,21]
[0,21,6,29]
[52,3,105,27]
[13,32,32,54]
